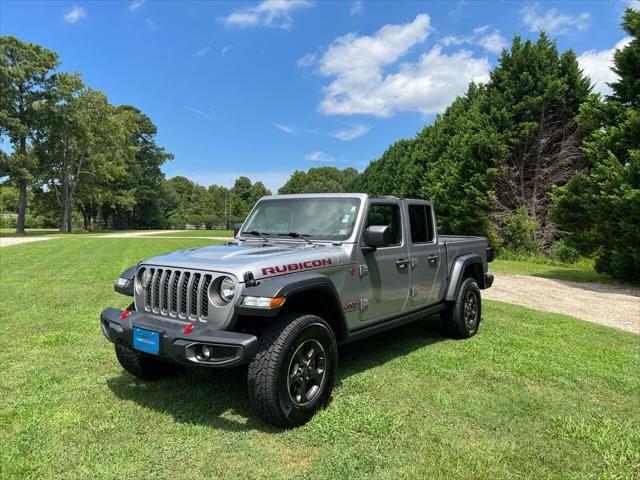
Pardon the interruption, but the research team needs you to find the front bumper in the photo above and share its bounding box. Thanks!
[100,307,258,368]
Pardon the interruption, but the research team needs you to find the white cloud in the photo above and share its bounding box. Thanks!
[441,25,507,54]
[350,0,363,16]
[330,124,371,141]
[222,45,232,56]
[220,0,313,30]
[297,52,316,68]
[63,5,87,24]
[272,122,296,135]
[521,3,590,36]
[129,0,145,12]
[304,150,335,162]
[578,37,631,96]
[197,46,211,57]
[315,14,490,117]
[146,18,157,29]
[449,0,470,15]
[188,107,216,121]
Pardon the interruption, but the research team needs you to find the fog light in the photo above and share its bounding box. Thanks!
[200,345,212,360]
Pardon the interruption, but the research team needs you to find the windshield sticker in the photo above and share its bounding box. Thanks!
[261,258,332,276]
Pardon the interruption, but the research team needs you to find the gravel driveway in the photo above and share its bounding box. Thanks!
[0,236,55,248]
[484,272,640,334]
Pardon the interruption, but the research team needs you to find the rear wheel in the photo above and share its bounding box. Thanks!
[442,277,481,339]
[247,313,338,427]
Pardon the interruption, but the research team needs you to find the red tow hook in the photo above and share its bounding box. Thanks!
[183,322,194,334]
[120,309,132,319]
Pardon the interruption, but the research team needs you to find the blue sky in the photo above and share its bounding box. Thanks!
[1,0,636,192]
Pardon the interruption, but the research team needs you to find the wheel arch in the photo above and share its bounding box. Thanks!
[444,254,485,302]
[236,272,348,341]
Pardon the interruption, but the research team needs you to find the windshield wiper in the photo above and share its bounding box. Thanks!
[278,232,313,244]
[243,230,272,243]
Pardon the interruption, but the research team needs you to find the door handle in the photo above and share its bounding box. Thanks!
[395,259,410,269]
[427,255,439,264]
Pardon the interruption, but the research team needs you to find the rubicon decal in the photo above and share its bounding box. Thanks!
[262,258,332,276]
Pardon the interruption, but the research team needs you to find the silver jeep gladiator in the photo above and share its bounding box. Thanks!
[101,194,494,426]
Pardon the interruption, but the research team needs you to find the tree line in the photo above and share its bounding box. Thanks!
[1,9,638,280]
[349,10,639,281]
[0,36,271,231]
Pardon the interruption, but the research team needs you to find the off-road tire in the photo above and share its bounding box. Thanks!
[442,277,481,339]
[115,345,177,381]
[247,313,338,427]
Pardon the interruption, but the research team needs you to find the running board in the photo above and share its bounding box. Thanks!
[340,303,445,345]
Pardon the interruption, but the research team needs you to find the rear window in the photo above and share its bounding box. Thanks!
[408,205,435,243]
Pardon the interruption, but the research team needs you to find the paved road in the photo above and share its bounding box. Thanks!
[484,272,640,334]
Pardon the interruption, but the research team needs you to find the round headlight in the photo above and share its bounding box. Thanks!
[140,268,152,288]
[219,276,236,302]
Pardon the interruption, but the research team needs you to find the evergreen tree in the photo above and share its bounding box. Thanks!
[552,8,640,281]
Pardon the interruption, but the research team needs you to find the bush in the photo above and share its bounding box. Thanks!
[501,207,540,254]
[0,216,17,228]
[551,240,580,264]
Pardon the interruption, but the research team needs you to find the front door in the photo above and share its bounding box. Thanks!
[356,201,411,327]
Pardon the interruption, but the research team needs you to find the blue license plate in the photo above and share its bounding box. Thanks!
[132,327,160,355]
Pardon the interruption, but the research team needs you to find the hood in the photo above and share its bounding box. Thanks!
[140,241,351,282]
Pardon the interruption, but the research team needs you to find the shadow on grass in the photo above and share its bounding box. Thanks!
[106,314,447,431]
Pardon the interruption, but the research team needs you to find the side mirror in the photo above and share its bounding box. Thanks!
[233,223,243,237]
[363,225,391,251]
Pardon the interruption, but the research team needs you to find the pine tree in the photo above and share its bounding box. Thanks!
[552,8,640,281]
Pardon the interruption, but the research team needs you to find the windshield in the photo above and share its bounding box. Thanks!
[242,197,361,241]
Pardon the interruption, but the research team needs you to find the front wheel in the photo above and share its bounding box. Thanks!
[115,344,178,381]
[442,277,481,339]
[247,313,338,427]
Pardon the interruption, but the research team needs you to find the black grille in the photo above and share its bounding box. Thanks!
[191,274,201,317]
[143,268,214,321]
[171,272,180,313]
[180,272,190,316]
[200,276,211,318]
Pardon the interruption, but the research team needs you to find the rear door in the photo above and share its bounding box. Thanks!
[405,201,445,308]
[356,200,411,326]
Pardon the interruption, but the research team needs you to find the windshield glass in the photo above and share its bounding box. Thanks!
[242,197,361,241]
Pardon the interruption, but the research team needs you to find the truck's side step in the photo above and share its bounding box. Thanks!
[340,303,446,345]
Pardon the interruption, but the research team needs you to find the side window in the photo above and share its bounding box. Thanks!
[366,204,402,246]
[408,205,435,243]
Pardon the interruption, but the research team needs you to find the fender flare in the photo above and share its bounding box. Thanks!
[444,254,485,302]
[114,266,136,297]
[235,271,348,338]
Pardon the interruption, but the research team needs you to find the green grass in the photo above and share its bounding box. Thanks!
[1,237,639,479]
[0,228,61,237]
[148,229,233,237]
[0,228,233,238]
[491,255,622,284]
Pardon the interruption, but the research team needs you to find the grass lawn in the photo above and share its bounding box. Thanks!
[1,238,638,479]
[490,256,622,284]
[147,229,234,237]
[0,228,61,237]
